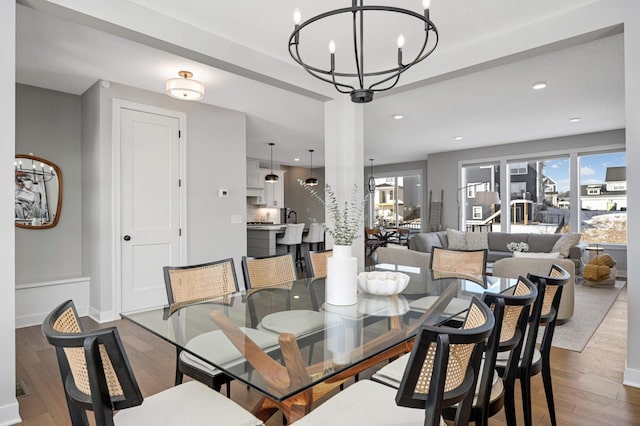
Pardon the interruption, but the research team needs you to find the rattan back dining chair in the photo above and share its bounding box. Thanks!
[241,253,297,289]
[304,249,332,278]
[242,253,323,364]
[163,258,239,396]
[430,247,488,275]
[41,300,264,426]
[442,276,538,426]
[495,264,570,426]
[297,297,495,426]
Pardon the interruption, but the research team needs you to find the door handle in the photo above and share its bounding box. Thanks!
[123,235,131,241]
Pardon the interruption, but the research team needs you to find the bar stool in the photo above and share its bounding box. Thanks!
[302,222,325,251]
[277,223,305,269]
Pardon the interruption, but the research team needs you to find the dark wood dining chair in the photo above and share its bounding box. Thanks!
[163,258,239,397]
[304,249,332,278]
[297,297,495,426]
[442,276,538,426]
[41,300,264,426]
[495,264,570,426]
[430,247,488,275]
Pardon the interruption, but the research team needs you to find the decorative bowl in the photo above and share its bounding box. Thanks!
[357,271,410,296]
[358,294,410,317]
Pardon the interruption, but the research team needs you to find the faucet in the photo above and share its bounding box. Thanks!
[287,210,298,224]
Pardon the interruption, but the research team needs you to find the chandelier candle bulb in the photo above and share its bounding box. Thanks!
[293,8,301,25]
[423,0,432,10]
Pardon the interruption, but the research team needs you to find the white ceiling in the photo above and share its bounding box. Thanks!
[15,0,624,167]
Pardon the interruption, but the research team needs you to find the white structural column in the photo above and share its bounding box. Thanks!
[0,1,20,424]
[324,96,365,269]
[623,0,640,387]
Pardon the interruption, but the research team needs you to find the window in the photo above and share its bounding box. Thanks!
[460,164,500,230]
[472,206,483,220]
[579,151,626,244]
[370,173,422,230]
[510,162,528,175]
[506,156,569,234]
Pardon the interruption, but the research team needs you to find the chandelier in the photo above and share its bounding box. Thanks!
[288,0,438,103]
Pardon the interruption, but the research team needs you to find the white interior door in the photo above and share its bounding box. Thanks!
[120,108,182,312]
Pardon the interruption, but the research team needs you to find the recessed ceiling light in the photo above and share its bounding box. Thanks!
[392,114,404,120]
[532,81,547,90]
[454,136,463,141]
[293,158,300,162]
[569,117,581,123]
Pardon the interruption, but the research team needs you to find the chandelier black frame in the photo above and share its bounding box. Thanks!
[288,1,438,103]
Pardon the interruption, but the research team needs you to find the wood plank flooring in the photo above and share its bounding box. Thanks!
[16,286,640,425]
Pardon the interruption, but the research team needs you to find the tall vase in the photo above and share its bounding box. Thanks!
[326,244,358,306]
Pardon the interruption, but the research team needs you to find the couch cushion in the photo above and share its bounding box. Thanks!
[488,233,529,251]
[527,233,561,253]
[447,228,467,249]
[410,231,445,252]
[551,233,582,257]
[466,232,489,250]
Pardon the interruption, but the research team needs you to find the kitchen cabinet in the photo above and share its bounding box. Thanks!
[246,159,264,189]
[252,170,285,207]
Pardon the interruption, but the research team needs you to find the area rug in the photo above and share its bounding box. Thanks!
[539,280,625,352]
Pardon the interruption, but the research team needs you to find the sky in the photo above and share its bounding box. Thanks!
[544,151,626,193]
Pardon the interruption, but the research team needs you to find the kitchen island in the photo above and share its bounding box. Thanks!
[247,224,287,257]
[247,224,310,258]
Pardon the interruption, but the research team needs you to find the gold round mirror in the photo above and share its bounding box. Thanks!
[15,154,63,229]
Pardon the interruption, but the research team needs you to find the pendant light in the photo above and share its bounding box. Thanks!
[305,149,319,186]
[368,159,376,193]
[265,143,279,183]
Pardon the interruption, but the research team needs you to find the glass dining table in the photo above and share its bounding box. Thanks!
[121,263,518,423]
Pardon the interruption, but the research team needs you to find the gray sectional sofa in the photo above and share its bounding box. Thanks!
[409,230,586,274]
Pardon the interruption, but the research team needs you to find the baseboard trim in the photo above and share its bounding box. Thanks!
[0,400,21,426]
[623,363,640,388]
[89,306,117,324]
[15,276,90,328]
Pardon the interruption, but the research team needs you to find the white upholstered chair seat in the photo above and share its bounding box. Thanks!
[302,222,324,244]
[113,381,264,426]
[373,354,503,407]
[258,310,329,337]
[294,379,446,426]
[409,295,470,318]
[495,345,542,369]
[180,327,280,373]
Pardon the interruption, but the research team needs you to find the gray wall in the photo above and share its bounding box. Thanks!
[283,165,326,224]
[427,129,626,231]
[15,84,82,283]
[82,80,247,318]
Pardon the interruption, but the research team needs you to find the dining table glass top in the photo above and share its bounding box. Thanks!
[121,263,518,402]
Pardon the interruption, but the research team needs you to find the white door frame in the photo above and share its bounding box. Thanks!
[112,99,188,316]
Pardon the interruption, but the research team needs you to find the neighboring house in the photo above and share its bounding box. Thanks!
[580,166,627,211]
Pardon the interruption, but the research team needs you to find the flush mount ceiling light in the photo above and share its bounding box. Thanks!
[569,117,582,123]
[166,70,204,100]
[532,81,547,90]
[289,0,438,103]
[265,143,279,183]
[454,136,463,141]
[392,114,404,120]
[305,149,319,186]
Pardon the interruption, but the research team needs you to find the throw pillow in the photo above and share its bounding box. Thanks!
[466,232,489,250]
[512,251,561,259]
[446,229,467,250]
[550,233,581,258]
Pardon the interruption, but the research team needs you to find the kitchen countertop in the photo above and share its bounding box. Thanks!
[247,224,287,231]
